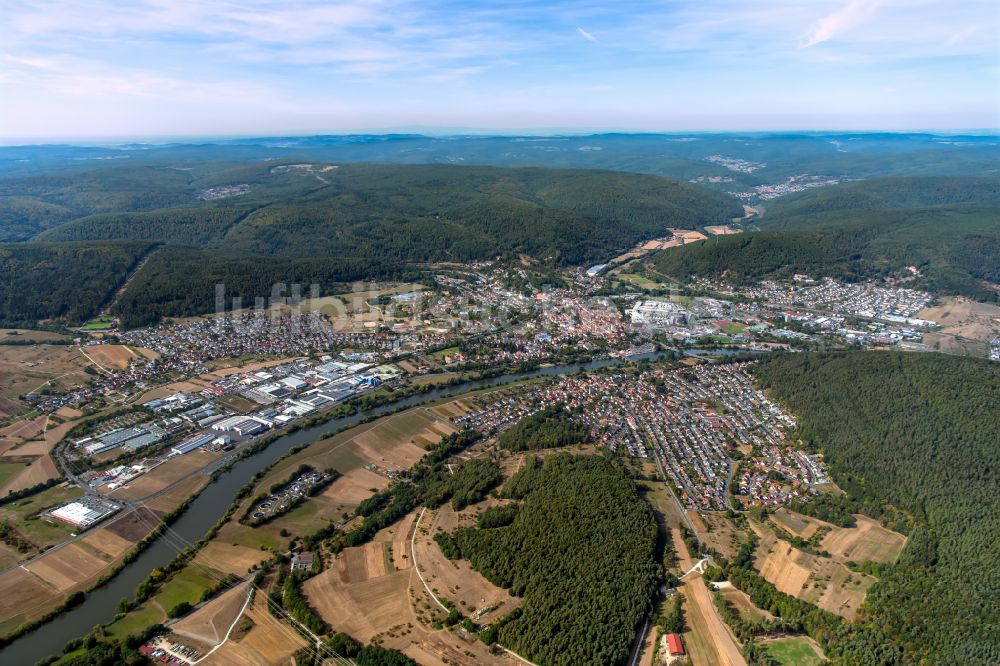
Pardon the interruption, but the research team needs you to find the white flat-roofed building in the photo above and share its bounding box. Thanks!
[630,300,689,328]
[49,499,120,529]
[280,376,308,391]
[171,432,215,455]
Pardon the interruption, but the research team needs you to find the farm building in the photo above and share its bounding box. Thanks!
[666,633,685,656]
[290,552,314,571]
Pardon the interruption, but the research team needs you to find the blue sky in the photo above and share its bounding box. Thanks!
[1,0,998,139]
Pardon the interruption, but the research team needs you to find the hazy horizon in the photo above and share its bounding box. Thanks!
[3,126,1000,148]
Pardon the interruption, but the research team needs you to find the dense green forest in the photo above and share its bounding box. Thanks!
[1,162,740,325]
[497,406,589,451]
[765,176,1000,217]
[654,178,1000,300]
[38,205,256,245]
[38,164,740,264]
[754,352,1000,665]
[110,246,413,327]
[0,241,152,326]
[443,454,660,666]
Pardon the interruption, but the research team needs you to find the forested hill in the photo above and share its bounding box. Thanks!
[1,163,739,325]
[652,177,1000,300]
[754,352,1000,665]
[0,241,153,327]
[762,176,1000,218]
[37,164,740,264]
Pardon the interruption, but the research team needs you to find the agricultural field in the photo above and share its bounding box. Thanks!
[303,509,511,666]
[23,542,110,592]
[770,509,907,565]
[673,537,746,666]
[0,409,82,496]
[0,475,199,635]
[919,296,1000,340]
[414,503,521,624]
[0,345,95,417]
[751,520,879,620]
[918,296,1000,355]
[82,344,145,370]
[0,461,28,488]
[201,592,307,666]
[820,516,907,564]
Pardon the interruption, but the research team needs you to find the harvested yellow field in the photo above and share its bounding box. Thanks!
[305,567,413,643]
[24,543,108,592]
[85,344,139,370]
[81,528,135,559]
[821,516,907,564]
[413,507,519,624]
[771,509,906,565]
[203,593,307,665]
[751,520,877,620]
[322,467,390,506]
[172,582,250,647]
[757,539,811,596]
[193,542,268,577]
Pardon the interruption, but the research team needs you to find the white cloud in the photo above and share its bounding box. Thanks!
[803,0,884,48]
[577,27,598,43]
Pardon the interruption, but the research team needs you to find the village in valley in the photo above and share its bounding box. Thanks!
[0,232,991,666]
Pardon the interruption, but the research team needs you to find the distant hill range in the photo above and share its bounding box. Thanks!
[2,132,998,327]
[0,163,738,326]
[652,176,1000,301]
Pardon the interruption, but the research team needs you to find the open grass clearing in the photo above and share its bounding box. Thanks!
[766,636,826,666]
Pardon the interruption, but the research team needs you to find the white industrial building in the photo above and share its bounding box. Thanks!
[171,432,215,455]
[49,499,120,529]
[630,300,689,328]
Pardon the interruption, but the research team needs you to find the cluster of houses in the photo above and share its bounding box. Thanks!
[460,361,819,512]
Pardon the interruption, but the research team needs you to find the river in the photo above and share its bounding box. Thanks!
[3,352,703,665]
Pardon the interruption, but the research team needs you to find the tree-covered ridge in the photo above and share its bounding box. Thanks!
[5,163,740,325]
[444,454,660,666]
[110,246,412,328]
[0,241,153,326]
[753,351,1000,665]
[38,205,256,245]
[764,176,1000,217]
[201,164,738,264]
[653,201,1000,300]
[40,164,740,266]
[0,197,76,242]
